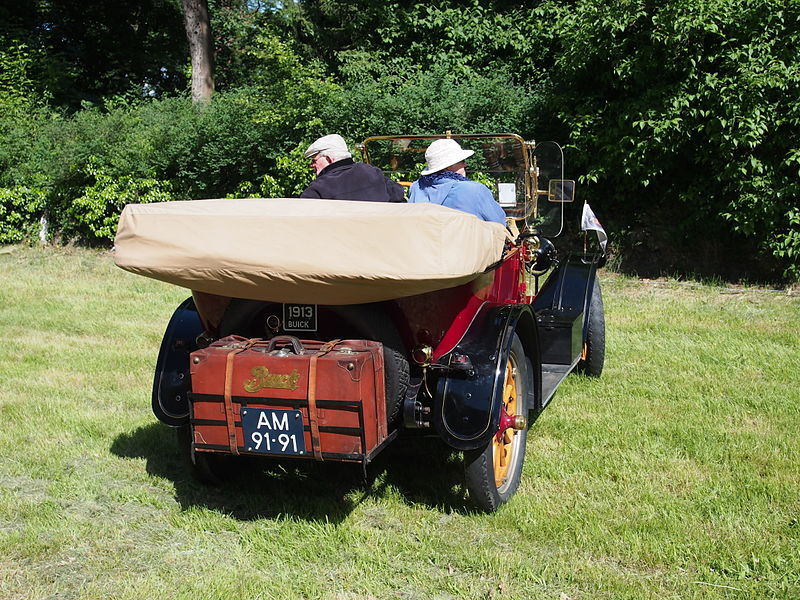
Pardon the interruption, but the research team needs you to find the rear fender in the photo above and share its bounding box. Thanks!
[433,303,538,450]
[152,297,203,426]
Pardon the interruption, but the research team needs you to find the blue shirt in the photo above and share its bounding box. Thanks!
[408,176,507,225]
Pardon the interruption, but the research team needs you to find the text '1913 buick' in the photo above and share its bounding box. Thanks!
[114,133,608,512]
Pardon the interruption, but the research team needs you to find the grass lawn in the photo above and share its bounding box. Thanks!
[0,245,798,599]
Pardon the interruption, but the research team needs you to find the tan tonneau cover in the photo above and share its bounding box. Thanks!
[113,198,509,304]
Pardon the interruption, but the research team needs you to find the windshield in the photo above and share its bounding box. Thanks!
[361,134,568,237]
[361,134,532,220]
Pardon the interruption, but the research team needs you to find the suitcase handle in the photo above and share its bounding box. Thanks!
[264,335,305,354]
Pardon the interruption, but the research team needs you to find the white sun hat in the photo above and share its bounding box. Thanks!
[420,138,475,175]
[304,134,351,159]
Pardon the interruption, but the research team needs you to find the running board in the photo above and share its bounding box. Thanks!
[541,361,578,407]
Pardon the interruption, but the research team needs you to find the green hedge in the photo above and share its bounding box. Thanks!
[533,0,800,281]
[0,186,46,243]
[0,92,318,244]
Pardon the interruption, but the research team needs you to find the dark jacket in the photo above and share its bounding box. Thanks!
[300,159,405,202]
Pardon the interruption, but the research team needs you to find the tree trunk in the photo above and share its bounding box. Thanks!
[182,0,214,102]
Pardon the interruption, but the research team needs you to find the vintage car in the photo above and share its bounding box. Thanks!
[114,133,606,512]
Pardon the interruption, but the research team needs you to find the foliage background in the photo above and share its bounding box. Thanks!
[0,0,798,281]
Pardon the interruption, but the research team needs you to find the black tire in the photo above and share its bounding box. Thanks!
[464,333,529,512]
[381,345,410,424]
[176,425,230,485]
[575,278,605,377]
[219,300,409,426]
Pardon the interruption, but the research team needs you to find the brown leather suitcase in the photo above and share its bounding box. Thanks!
[188,336,389,463]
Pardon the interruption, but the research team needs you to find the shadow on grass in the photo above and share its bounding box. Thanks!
[366,436,473,513]
[111,423,473,521]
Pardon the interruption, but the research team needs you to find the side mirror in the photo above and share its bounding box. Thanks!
[548,179,575,203]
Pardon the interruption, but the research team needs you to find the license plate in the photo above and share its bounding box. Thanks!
[283,303,317,332]
[241,408,306,455]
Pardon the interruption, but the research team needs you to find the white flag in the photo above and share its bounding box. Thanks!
[581,203,608,253]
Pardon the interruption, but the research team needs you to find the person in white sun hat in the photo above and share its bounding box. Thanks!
[408,138,506,225]
[300,133,404,202]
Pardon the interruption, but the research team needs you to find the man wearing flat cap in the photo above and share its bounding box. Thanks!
[301,134,405,202]
[408,138,506,225]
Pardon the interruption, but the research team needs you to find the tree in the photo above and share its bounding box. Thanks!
[183,0,215,101]
[0,0,187,109]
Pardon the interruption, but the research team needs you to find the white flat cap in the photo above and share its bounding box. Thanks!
[304,134,351,158]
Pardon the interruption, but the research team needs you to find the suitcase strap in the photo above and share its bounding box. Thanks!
[307,339,341,460]
[223,338,261,455]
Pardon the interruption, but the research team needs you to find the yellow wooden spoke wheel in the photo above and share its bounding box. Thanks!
[493,359,519,487]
